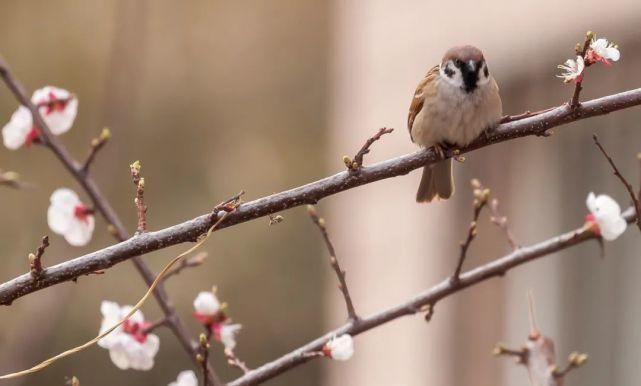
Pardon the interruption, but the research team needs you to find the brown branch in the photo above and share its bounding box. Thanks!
[345,127,394,170]
[0,57,221,386]
[499,107,556,124]
[492,343,527,364]
[489,198,519,250]
[552,352,588,379]
[28,236,49,278]
[570,31,594,108]
[307,205,358,320]
[225,207,636,386]
[198,331,213,386]
[80,128,110,173]
[593,134,641,232]
[161,252,208,283]
[2,88,641,306]
[452,179,489,282]
[130,161,147,234]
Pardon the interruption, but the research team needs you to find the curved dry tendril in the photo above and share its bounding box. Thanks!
[0,211,230,380]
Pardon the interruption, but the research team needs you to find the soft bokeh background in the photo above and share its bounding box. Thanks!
[0,1,640,385]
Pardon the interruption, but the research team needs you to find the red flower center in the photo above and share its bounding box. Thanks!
[41,91,69,115]
[74,204,93,223]
[585,213,601,235]
[122,319,152,344]
[193,311,228,339]
[25,127,40,147]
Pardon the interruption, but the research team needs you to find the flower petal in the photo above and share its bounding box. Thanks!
[2,106,33,150]
[63,215,95,246]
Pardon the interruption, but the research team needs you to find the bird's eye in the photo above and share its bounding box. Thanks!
[454,59,464,67]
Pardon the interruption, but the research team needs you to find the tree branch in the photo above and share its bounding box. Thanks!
[452,180,489,282]
[1,88,641,305]
[225,207,636,386]
[307,205,358,320]
[345,127,394,170]
[0,57,221,386]
[593,134,641,232]
[570,31,593,108]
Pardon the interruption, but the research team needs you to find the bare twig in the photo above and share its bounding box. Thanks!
[226,349,250,374]
[452,179,489,282]
[489,198,518,249]
[142,317,169,335]
[552,352,588,378]
[0,56,220,386]
[570,31,594,108]
[226,208,635,386]
[493,343,527,364]
[81,128,111,173]
[130,161,147,234]
[499,107,556,124]
[345,127,394,170]
[2,88,641,305]
[198,331,213,386]
[593,134,641,232]
[307,205,358,320]
[161,252,208,283]
[28,236,50,277]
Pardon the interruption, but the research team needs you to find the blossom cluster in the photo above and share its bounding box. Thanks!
[557,34,620,83]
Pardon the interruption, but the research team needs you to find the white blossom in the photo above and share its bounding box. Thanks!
[169,370,198,386]
[556,56,585,83]
[47,188,95,246]
[219,323,242,351]
[2,106,33,149]
[1,86,77,150]
[586,192,627,241]
[97,301,160,371]
[193,291,221,316]
[588,37,620,64]
[323,334,354,361]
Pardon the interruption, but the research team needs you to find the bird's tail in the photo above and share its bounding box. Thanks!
[415,159,454,203]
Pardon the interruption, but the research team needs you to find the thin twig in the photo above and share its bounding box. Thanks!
[552,352,588,379]
[593,134,641,232]
[142,317,169,335]
[81,128,111,173]
[570,31,594,108]
[130,161,147,234]
[0,56,221,386]
[493,343,527,364]
[161,252,208,283]
[451,180,489,282]
[226,207,636,386]
[489,198,519,250]
[226,349,250,374]
[345,127,394,170]
[198,330,213,386]
[2,88,641,305]
[28,236,50,277]
[0,170,24,189]
[307,205,358,320]
[499,107,556,124]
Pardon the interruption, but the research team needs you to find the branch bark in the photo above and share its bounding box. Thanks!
[1,88,641,306]
[226,208,636,386]
[0,57,220,386]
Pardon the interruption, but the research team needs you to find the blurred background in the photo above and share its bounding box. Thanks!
[1,1,640,385]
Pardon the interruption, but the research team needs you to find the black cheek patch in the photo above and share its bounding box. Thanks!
[483,66,489,77]
[444,64,455,78]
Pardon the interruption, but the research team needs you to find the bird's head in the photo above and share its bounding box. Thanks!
[439,45,491,93]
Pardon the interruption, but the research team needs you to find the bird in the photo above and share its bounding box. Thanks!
[408,45,502,203]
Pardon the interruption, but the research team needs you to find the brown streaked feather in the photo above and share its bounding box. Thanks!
[408,65,439,142]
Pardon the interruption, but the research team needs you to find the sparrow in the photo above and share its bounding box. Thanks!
[408,45,502,203]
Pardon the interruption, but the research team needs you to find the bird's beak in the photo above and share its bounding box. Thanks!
[467,60,479,73]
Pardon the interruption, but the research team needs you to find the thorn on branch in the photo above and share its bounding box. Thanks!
[345,127,394,171]
[570,31,594,108]
[592,134,641,232]
[307,205,358,320]
[28,236,49,278]
[130,161,147,234]
[451,179,490,282]
[81,128,111,173]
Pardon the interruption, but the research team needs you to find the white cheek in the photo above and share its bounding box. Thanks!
[439,66,464,88]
